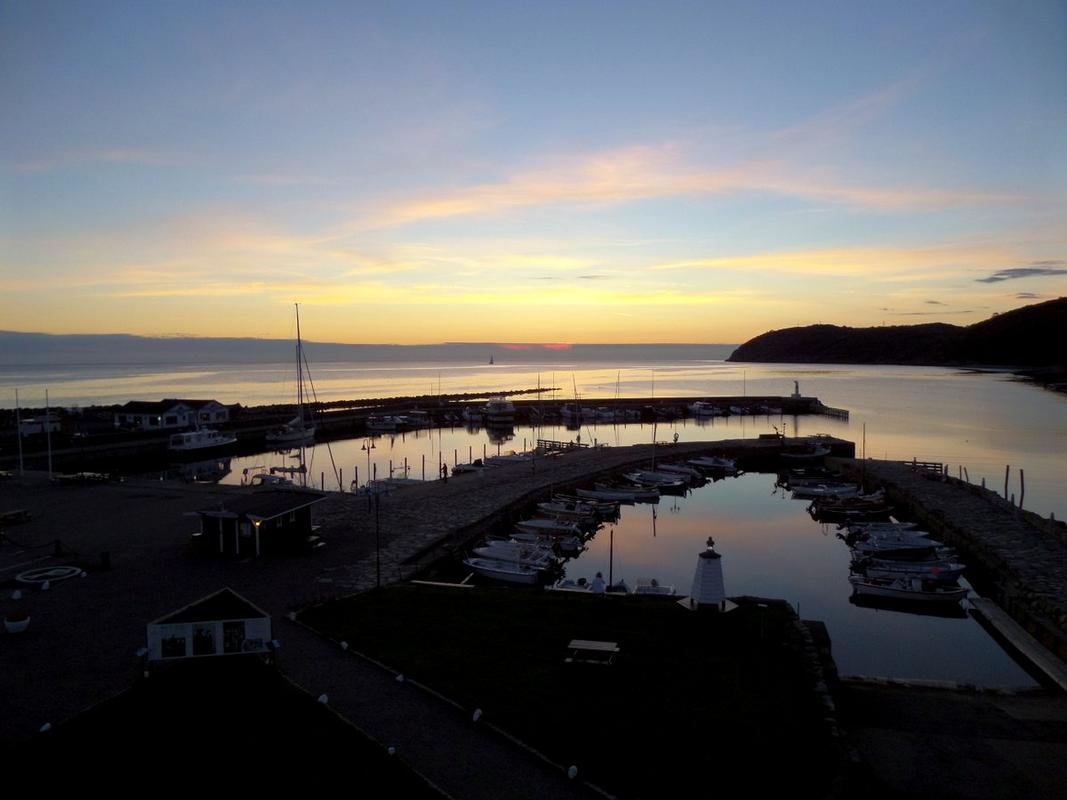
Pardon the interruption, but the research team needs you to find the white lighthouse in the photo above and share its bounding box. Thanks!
[687,536,735,612]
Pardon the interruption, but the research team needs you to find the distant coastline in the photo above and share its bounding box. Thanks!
[0,333,736,367]
[726,297,1067,392]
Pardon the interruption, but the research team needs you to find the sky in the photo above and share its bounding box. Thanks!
[2,0,1065,344]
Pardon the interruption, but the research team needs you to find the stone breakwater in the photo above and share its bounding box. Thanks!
[835,458,1067,663]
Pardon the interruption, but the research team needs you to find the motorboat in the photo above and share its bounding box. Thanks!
[853,557,966,583]
[633,577,676,596]
[848,574,969,605]
[687,456,737,473]
[511,531,583,554]
[482,397,515,426]
[589,482,661,502]
[515,518,583,537]
[653,463,704,481]
[536,500,599,522]
[463,557,542,585]
[472,540,558,568]
[167,427,237,452]
[688,401,723,416]
[622,470,688,490]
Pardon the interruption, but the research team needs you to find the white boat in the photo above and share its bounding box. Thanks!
[482,397,515,425]
[536,500,599,522]
[633,577,676,596]
[652,463,704,481]
[687,456,737,472]
[515,518,583,537]
[790,483,861,500]
[623,470,688,488]
[551,494,620,516]
[511,531,583,553]
[463,556,541,585]
[688,401,723,416]
[848,575,969,605]
[549,572,631,595]
[265,303,316,445]
[366,414,401,432]
[472,541,557,568]
[593,482,661,502]
[855,559,967,583]
[167,427,237,452]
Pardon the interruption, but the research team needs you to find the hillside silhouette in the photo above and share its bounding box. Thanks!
[728,297,1066,368]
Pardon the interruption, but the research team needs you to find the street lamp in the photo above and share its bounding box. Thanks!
[362,439,376,484]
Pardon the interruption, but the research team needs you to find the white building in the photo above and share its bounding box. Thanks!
[146,588,272,662]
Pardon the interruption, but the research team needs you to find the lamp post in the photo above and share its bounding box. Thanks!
[362,439,376,484]
[374,492,381,589]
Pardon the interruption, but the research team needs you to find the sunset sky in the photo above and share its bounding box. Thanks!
[2,1,1065,344]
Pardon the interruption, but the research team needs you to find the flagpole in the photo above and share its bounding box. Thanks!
[15,388,24,475]
[45,388,53,479]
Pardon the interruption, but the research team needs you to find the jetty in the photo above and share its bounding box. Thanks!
[835,457,1067,672]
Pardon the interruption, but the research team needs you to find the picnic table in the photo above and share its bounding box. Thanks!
[565,639,620,665]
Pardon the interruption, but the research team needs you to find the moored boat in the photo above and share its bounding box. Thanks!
[167,427,237,452]
[848,574,969,605]
[463,556,542,585]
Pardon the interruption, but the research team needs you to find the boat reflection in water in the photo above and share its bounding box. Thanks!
[848,591,969,619]
[174,457,232,484]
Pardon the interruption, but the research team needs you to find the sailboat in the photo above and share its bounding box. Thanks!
[265,304,316,445]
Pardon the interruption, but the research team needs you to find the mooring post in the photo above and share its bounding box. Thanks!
[339,468,343,492]
[1004,465,1010,500]
[964,467,969,483]
[422,454,425,480]
[1019,468,1025,510]
[354,466,358,488]
[321,471,324,490]
[958,465,962,480]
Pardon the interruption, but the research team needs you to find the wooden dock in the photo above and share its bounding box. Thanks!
[970,597,1067,691]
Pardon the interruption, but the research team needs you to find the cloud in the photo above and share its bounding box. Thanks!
[1014,292,1046,299]
[355,142,1014,230]
[578,274,609,280]
[891,310,975,316]
[975,263,1067,283]
[650,243,1020,278]
[924,300,945,305]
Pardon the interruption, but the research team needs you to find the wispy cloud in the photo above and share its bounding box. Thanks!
[924,300,946,305]
[975,262,1067,283]
[355,143,1014,230]
[650,243,1019,278]
[1014,292,1046,299]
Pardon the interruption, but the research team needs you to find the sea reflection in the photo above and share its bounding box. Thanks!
[555,472,1035,688]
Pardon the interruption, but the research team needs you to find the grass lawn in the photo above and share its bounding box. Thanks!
[302,585,839,797]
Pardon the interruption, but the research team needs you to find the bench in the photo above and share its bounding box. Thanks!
[565,639,620,665]
[0,509,32,527]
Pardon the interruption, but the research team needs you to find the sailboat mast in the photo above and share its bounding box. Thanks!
[295,303,304,425]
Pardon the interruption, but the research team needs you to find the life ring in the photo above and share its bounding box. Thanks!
[16,565,82,585]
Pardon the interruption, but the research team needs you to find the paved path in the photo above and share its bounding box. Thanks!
[278,619,603,799]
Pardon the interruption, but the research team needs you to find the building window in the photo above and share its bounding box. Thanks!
[160,625,187,658]
[165,415,177,425]
[223,620,246,654]
[192,624,216,656]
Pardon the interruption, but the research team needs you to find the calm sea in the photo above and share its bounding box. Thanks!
[6,354,1065,686]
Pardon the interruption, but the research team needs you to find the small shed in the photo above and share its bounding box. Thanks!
[146,587,271,662]
[192,489,327,558]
